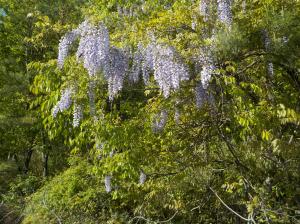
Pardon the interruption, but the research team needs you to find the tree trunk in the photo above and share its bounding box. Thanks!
[7,153,11,161]
[13,154,22,172]
[42,152,48,177]
[24,149,33,174]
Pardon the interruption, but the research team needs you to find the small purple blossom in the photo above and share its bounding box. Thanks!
[139,171,147,185]
[105,175,112,193]
[153,110,168,132]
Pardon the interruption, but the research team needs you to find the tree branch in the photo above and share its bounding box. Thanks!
[209,187,256,223]
[130,211,178,224]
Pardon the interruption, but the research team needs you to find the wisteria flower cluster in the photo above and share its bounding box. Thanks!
[76,20,110,77]
[262,29,274,77]
[152,110,168,132]
[199,47,216,89]
[130,43,144,83]
[58,30,79,69]
[58,20,130,101]
[52,87,73,117]
[73,102,83,128]
[195,81,215,108]
[199,0,210,22]
[104,175,112,193]
[152,44,189,98]
[140,42,155,85]
[139,171,147,185]
[107,47,128,100]
[174,108,180,124]
[132,40,189,98]
[217,0,233,27]
[52,87,84,127]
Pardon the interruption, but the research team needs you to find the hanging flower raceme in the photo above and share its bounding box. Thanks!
[130,43,144,83]
[52,87,73,117]
[152,110,168,132]
[58,19,110,76]
[217,0,233,27]
[152,44,189,98]
[262,29,274,77]
[132,41,189,97]
[76,20,110,77]
[107,47,129,100]
[105,175,112,193]
[199,47,216,89]
[199,0,210,22]
[141,42,155,85]
[73,102,83,127]
[58,29,79,68]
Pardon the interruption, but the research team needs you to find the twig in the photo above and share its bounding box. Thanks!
[209,187,256,224]
[191,194,212,211]
[131,211,178,224]
[237,60,260,75]
[216,126,249,172]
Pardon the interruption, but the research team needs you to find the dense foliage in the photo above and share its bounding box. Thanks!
[1,0,300,223]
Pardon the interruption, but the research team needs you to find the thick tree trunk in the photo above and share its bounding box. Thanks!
[42,152,48,177]
[24,149,33,174]
[13,154,22,172]
[7,153,11,161]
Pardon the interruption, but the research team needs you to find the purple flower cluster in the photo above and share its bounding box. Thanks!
[76,21,110,77]
[195,81,215,108]
[105,175,112,193]
[52,87,73,117]
[152,44,189,98]
[58,20,110,76]
[141,42,155,85]
[262,29,274,77]
[107,47,129,100]
[58,30,79,68]
[199,0,210,22]
[199,47,216,89]
[73,102,83,127]
[217,0,233,27]
[130,43,144,83]
[139,171,147,185]
[130,40,189,98]
[152,110,168,132]
[262,29,271,51]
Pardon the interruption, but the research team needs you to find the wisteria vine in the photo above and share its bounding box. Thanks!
[53,0,278,195]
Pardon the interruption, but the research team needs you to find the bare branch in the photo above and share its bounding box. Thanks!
[130,211,178,224]
[209,187,256,224]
